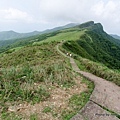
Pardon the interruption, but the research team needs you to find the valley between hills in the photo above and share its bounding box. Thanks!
[0,21,120,120]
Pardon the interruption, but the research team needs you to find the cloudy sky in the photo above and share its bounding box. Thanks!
[0,0,120,35]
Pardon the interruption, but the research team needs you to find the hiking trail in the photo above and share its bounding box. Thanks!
[56,43,120,120]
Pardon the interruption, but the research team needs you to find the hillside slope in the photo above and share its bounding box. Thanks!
[62,21,120,69]
[1,21,120,69]
[0,21,120,119]
[0,41,94,119]
[1,21,120,70]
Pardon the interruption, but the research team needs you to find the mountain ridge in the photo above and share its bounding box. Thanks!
[110,34,120,40]
[62,22,120,69]
[0,23,78,41]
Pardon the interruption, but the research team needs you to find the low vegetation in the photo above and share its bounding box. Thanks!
[60,41,120,86]
[75,56,120,86]
[0,41,94,119]
[62,78,94,120]
[62,34,120,69]
[0,21,120,119]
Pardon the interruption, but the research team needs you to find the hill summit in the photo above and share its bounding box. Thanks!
[78,21,94,28]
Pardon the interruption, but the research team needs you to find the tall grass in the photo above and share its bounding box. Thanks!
[0,57,76,119]
[62,78,94,120]
[60,42,120,86]
[0,37,95,119]
[0,65,50,104]
[75,56,120,86]
[0,60,74,103]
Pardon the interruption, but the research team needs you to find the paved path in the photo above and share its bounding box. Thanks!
[56,43,120,120]
[72,101,119,120]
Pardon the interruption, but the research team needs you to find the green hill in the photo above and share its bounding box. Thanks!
[62,21,120,69]
[0,21,120,119]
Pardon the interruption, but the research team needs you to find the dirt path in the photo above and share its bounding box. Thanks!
[57,44,120,120]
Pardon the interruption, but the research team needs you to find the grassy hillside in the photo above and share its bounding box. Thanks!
[75,56,120,86]
[62,23,120,69]
[0,41,94,120]
[0,21,120,119]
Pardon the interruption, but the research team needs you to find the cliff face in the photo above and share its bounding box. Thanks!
[63,21,120,69]
[88,23,104,33]
[78,21,94,28]
[78,21,104,34]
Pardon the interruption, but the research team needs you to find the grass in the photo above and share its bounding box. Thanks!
[69,78,94,109]
[4,46,23,54]
[42,106,52,113]
[61,78,94,120]
[0,65,50,103]
[75,56,120,86]
[1,112,23,120]
[1,112,38,120]
[0,29,94,119]
[0,62,94,119]
[30,114,38,120]
[0,22,119,120]
[0,62,73,104]
[1,41,88,119]
[0,42,59,67]
[59,41,120,86]
[32,30,85,46]
[62,111,76,120]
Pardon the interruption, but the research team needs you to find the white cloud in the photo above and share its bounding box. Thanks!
[39,0,95,23]
[92,1,120,22]
[0,0,120,34]
[39,0,120,23]
[91,1,105,16]
[0,8,35,23]
[90,0,120,34]
[38,0,120,34]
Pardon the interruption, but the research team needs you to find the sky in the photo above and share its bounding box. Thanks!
[0,0,120,35]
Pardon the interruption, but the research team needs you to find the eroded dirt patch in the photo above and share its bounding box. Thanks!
[9,74,87,120]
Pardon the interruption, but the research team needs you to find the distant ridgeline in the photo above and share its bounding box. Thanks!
[62,21,120,69]
[0,23,78,53]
